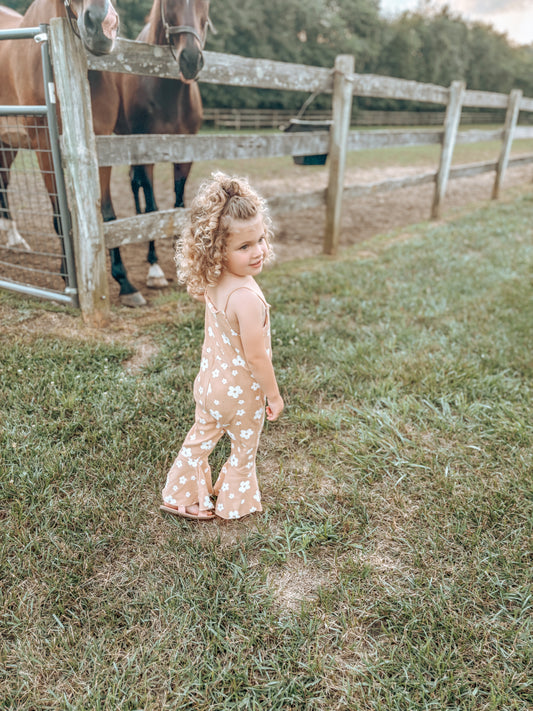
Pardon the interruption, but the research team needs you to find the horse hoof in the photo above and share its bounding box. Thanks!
[120,291,147,308]
[147,263,169,289]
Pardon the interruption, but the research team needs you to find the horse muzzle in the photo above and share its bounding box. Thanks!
[78,0,119,56]
[178,43,204,82]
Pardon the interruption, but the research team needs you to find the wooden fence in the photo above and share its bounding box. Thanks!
[47,19,533,325]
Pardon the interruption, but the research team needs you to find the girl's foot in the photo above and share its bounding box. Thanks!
[160,503,215,520]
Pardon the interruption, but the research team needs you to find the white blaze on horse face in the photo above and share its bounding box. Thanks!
[0,218,31,251]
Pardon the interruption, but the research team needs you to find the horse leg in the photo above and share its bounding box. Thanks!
[174,162,192,209]
[100,166,146,307]
[0,144,31,251]
[130,164,168,289]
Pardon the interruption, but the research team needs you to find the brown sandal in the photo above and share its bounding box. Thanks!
[160,503,215,521]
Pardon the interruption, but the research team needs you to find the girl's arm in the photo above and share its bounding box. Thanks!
[229,289,284,421]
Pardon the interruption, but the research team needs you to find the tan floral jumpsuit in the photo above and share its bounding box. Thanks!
[162,287,271,519]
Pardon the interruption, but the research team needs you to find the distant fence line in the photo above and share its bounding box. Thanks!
[202,108,515,130]
[45,20,533,325]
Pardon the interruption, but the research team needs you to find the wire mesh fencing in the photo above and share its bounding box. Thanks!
[0,112,73,300]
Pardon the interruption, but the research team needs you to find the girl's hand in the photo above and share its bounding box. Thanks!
[266,395,284,422]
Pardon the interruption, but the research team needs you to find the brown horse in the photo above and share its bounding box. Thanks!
[0,0,119,289]
[106,0,210,292]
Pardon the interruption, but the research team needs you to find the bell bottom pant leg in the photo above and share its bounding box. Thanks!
[162,406,224,513]
[213,415,264,520]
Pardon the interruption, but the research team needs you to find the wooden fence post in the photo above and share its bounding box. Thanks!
[324,54,355,255]
[431,80,465,220]
[48,18,110,327]
[492,89,522,200]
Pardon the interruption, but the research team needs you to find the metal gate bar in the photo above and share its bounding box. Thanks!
[0,25,78,306]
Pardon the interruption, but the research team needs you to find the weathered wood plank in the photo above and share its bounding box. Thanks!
[50,19,110,326]
[463,89,511,109]
[96,132,330,166]
[432,81,465,220]
[324,55,355,256]
[519,97,533,112]
[86,39,333,93]
[347,129,441,150]
[104,208,189,249]
[456,129,503,144]
[514,126,533,139]
[492,89,522,199]
[350,73,449,105]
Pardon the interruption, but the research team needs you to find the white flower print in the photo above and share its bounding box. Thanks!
[181,447,192,458]
[222,379,227,384]
[254,408,263,420]
[198,386,204,395]
[251,382,260,391]
[228,385,243,399]
[209,409,222,421]
[222,333,231,345]
[229,493,235,499]
[229,454,239,466]
[250,507,257,513]
[240,429,254,440]
[203,496,214,509]
[238,400,245,405]
[201,358,208,371]
[187,457,200,467]
[221,363,228,370]
[239,481,251,493]
[208,326,214,337]
[185,492,191,498]
[253,491,261,502]
[232,370,238,376]
[245,462,253,470]
[172,485,178,491]
[214,400,219,405]
[201,440,215,451]
[237,409,245,416]
[164,495,177,505]
[217,503,224,511]
[179,476,187,485]
[232,356,246,367]
[199,418,206,425]
[221,483,229,492]
[212,369,220,378]
[175,460,183,469]
[229,511,240,519]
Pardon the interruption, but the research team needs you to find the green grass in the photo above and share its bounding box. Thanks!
[1,193,532,709]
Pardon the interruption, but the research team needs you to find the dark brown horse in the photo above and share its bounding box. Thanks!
[106,0,210,293]
[0,0,119,287]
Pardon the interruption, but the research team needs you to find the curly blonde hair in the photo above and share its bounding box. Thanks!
[175,172,274,296]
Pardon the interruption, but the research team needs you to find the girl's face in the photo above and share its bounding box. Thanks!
[223,214,269,278]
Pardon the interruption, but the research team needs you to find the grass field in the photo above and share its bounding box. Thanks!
[1,190,532,709]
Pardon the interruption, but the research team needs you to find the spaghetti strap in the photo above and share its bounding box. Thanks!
[223,286,269,314]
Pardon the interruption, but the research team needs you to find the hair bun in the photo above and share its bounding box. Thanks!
[223,180,239,198]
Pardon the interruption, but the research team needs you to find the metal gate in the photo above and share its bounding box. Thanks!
[0,25,77,306]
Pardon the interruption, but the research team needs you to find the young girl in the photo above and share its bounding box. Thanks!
[161,172,284,521]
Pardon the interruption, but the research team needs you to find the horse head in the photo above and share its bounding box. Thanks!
[158,0,211,82]
[67,0,119,55]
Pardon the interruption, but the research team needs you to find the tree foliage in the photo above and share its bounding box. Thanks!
[3,0,533,109]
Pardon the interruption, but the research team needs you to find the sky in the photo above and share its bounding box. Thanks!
[379,0,533,47]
